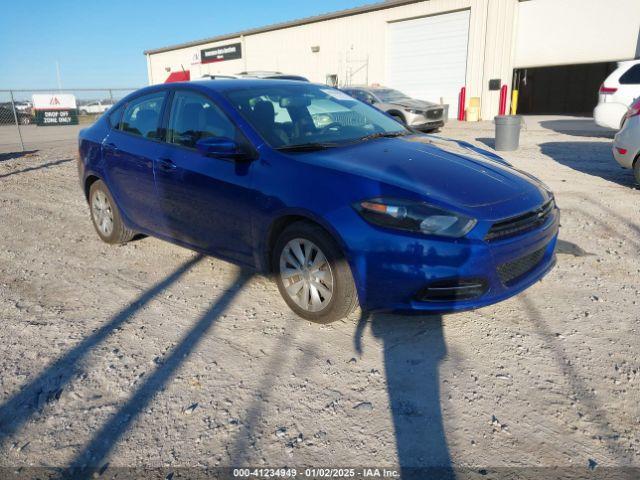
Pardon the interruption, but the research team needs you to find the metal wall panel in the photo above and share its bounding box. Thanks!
[386,10,471,117]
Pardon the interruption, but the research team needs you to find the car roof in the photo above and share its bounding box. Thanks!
[118,79,326,106]
[171,78,315,92]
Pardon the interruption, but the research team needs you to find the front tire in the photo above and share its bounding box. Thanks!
[89,180,135,244]
[273,222,358,323]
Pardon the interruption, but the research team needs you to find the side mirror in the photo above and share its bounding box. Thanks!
[196,136,244,159]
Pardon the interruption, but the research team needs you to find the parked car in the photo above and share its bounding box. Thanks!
[0,105,31,125]
[612,97,640,184]
[341,86,447,131]
[13,101,32,113]
[199,74,242,80]
[594,60,640,130]
[237,71,309,81]
[78,80,558,323]
[200,71,310,82]
[79,101,114,115]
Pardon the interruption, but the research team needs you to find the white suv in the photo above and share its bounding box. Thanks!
[594,60,640,130]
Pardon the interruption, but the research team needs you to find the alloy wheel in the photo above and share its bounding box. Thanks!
[279,238,334,312]
[91,190,114,237]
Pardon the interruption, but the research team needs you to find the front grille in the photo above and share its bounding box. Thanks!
[497,246,546,286]
[485,199,555,241]
[426,108,443,120]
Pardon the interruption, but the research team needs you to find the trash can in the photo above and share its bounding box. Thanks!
[494,115,522,151]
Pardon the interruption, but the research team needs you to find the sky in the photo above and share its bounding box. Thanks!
[0,0,374,90]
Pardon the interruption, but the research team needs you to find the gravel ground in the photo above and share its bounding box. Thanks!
[0,118,639,477]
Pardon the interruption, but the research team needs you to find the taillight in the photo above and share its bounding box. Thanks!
[626,98,640,120]
[616,147,628,155]
[599,85,618,94]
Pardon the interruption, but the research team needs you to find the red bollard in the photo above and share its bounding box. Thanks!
[499,85,508,116]
[458,86,466,121]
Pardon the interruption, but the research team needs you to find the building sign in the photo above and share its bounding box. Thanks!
[200,42,242,64]
[32,94,79,126]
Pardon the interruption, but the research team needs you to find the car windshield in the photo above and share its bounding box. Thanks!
[373,89,410,103]
[224,83,409,149]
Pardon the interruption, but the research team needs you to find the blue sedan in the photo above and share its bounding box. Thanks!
[78,80,558,323]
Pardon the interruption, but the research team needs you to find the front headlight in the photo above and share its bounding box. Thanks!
[407,109,424,115]
[354,198,477,238]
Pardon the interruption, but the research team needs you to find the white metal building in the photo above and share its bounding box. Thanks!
[144,0,640,119]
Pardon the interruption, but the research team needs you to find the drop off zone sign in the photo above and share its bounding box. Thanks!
[32,94,79,126]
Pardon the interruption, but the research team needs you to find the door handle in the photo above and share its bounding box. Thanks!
[158,158,177,172]
[104,142,119,152]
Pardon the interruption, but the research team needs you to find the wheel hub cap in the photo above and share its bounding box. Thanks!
[279,238,334,312]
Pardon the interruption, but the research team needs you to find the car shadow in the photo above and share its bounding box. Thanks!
[0,254,204,450]
[0,158,73,179]
[0,150,39,162]
[66,268,252,476]
[475,137,495,150]
[538,120,615,139]
[539,142,637,188]
[354,311,454,479]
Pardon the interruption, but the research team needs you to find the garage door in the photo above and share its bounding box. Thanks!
[386,10,470,118]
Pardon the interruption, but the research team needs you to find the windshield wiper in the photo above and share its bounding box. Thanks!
[276,142,338,152]
[358,131,409,142]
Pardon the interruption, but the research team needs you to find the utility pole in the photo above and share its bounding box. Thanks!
[56,61,62,91]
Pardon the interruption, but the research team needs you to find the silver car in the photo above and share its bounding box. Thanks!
[341,86,447,132]
[612,98,640,185]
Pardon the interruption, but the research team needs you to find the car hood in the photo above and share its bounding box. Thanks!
[390,98,440,110]
[298,135,550,217]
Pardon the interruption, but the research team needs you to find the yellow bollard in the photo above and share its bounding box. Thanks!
[510,89,519,115]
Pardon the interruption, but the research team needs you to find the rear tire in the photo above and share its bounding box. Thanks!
[89,180,135,244]
[273,221,358,323]
[634,158,640,186]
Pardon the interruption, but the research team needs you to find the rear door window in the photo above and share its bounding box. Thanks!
[121,92,166,139]
[620,64,640,85]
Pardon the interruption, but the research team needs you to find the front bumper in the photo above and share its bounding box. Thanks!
[405,107,448,130]
[411,120,445,131]
[340,207,560,313]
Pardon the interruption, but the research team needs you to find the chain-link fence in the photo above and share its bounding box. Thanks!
[0,88,139,153]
